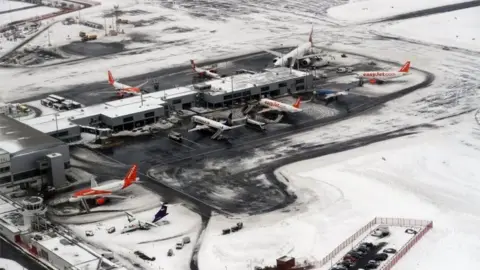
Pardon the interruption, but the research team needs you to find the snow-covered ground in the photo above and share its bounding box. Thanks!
[199,111,480,270]
[0,0,34,13]
[377,6,480,51]
[0,258,28,270]
[68,203,202,270]
[0,6,59,25]
[327,0,471,23]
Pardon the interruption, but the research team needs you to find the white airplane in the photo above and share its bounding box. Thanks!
[188,113,245,140]
[121,204,169,233]
[313,89,351,105]
[69,165,139,205]
[257,97,302,114]
[107,70,149,97]
[263,27,329,69]
[355,61,411,85]
[190,60,222,79]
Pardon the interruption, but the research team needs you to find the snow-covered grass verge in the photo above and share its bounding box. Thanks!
[376,6,480,52]
[327,0,471,23]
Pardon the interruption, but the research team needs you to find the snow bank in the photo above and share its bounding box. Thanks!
[0,258,27,270]
[0,6,59,25]
[380,6,480,52]
[327,0,469,23]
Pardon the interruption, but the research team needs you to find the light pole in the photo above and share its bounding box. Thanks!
[280,43,283,67]
[54,113,59,134]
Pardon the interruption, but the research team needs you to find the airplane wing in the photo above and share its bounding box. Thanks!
[143,221,158,227]
[103,194,128,199]
[134,81,149,88]
[257,107,276,114]
[188,124,210,132]
[125,211,136,222]
[262,48,283,58]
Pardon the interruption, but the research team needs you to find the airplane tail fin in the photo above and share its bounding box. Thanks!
[226,112,233,126]
[308,26,313,46]
[153,204,169,223]
[293,97,301,108]
[190,60,196,70]
[108,70,115,85]
[90,177,98,188]
[399,61,411,72]
[122,165,138,189]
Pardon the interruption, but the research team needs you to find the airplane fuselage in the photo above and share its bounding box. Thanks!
[259,98,302,113]
[274,42,312,67]
[69,180,123,202]
[195,67,221,79]
[357,71,409,81]
[192,115,231,130]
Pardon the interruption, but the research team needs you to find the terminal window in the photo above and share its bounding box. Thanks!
[224,94,232,100]
[295,79,304,84]
[173,99,182,104]
[0,166,9,173]
[243,91,251,96]
[261,86,270,92]
[296,85,305,90]
[144,112,155,118]
[278,82,287,87]
[123,116,134,123]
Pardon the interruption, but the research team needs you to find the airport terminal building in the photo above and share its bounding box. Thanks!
[0,115,69,188]
[19,67,312,143]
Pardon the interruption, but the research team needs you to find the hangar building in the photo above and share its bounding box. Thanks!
[197,67,313,108]
[0,115,69,188]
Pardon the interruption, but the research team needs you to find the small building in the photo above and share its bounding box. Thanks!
[198,67,313,108]
[277,256,295,270]
[0,115,69,187]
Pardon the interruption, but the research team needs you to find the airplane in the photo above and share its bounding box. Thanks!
[121,204,169,234]
[188,113,245,140]
[107,70,149,97]
[257,97,302,114]
[355,61,411,86]
[263,27,330,69]
[313,88,351,105]
[69,165,139,205]
[190,60,222,79]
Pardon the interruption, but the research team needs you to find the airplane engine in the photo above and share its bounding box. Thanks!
[273,57,280,63]
[301,58,311,67]
[96,197,106,205]
[369,79,377,84]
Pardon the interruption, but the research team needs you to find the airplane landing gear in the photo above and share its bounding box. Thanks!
[358,79,364,87]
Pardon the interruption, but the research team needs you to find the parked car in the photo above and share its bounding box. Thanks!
[346,67,354,73]
[383,248,397,254]
[176,242,184,250]
[168,131,182,142]
[85,230,94,237]
[356,245,369,253]
[366,260,380,269]
[347,250,364,258]
[167,249,174,256]
[374,253,389,261]
[360,242,374,248]
[107,226,116,234]
[371,226,390,237]
[331,264,348,270]
[182,237,191,244]
[336,67,347,73]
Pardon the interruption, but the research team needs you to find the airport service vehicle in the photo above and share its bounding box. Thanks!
[81,34,97,42]
[257,97,302,114]
[168,131,182,142]
[190,60,221,79]
[313,89,350,105]
[355,61,411,86]
[188,113,245,140]
[263,27,329,69]
[107,70,148,97]
[176,242,184,250]
[69,165,139,205]
[121,204,169,233]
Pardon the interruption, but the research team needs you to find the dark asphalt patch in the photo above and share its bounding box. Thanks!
[60,41,125,57]
[103,9,151,17]
[163,26,196,33]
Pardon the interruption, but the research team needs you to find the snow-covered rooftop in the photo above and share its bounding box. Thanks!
[36,234,99,270]
[146,86,198,100]
[0,114,64,154]
[205,67,309,95]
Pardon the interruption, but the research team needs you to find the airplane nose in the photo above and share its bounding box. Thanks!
[68,197,78,203]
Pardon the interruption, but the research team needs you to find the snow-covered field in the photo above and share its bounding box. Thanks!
[68,203,202,270]
[0,6,59,25]
[0,258,27,270]
[0,0,34,13]
[327,0,471,23]
[377,6,480,51]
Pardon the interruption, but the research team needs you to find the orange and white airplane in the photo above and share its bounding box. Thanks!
[69,165,139,205]
[355,61,411,85]
[108,71,148,97]
[257,97,302,114]
[190,60,222,79]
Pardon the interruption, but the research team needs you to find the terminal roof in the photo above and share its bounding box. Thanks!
[205,67,308,95]
[36,234,99,270]
[0,114,64,154]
